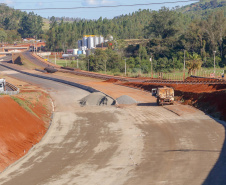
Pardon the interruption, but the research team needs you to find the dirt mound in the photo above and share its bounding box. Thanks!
[185,76,221,82]
[116,95,137,105]
[119,81,226,121]
[0,96,46,172]
[80,92,115,106]
[179,90,226,120]
[121,82,226,93]
[104,78,119,83]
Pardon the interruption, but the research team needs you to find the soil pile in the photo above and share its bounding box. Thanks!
[80,92,115,106]
[185,76,221,82]
[104,78,119,83]
[119,81,226,121]
[180,90,226,120]
[121,82,226,93]
[116,95,137,105]
[0,96,46,172]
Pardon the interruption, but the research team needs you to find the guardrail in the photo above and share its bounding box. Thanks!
[1,82,20,95]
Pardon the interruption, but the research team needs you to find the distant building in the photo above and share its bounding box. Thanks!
[77,35,108,50]
[77,35,113,56]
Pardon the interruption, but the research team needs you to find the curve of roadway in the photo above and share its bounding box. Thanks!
[0,57,226,185]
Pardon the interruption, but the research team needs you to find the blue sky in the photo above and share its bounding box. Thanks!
[3,0,197,19]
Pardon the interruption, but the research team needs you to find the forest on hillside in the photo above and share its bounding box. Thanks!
[83,7,226,74]
[0,0,226,73]
[0,3,43,43]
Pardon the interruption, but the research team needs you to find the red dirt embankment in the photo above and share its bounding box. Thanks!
[0,95,49,172]
[120,81,226,120]
[121,82,226,93]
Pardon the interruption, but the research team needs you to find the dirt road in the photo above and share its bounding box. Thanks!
[0,63,225,184]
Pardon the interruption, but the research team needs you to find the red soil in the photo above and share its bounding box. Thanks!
[119,81,226,121]
[185,77,222,82]
[0,96,47,172]
[121,82,226,93]
[104,78,119,83]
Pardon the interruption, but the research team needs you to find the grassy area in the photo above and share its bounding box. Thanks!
[11,96,38,117]
[42,18,50,31]
[46,57,87,69]
[21,55,42,70]
[42,55,226,80]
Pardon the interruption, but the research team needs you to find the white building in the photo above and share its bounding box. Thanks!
[82,37,88,48]
[88,36,95,49]
[78,35,107,50]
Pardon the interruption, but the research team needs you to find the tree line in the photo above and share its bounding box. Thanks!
[0,1,226,73]
[81,7,226,73]
[0,3,43,43]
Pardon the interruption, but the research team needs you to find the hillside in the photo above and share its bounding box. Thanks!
[0,3,44,43]
[178,0,226,16]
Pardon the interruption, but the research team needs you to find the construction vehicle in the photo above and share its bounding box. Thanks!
[152,88,157,96]
[156,86,174,105]
[0,79,6,92]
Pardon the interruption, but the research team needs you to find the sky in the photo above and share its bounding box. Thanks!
[2,0,198,19]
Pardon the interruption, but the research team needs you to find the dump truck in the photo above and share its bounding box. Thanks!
[156,86,174,105]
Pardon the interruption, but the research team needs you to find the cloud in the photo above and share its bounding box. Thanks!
[36,2,44,7]
[2,0,14,5]
[82,0,116,6]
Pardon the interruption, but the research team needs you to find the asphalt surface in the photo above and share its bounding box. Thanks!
[23,51,49,68]
[0,57,226,185]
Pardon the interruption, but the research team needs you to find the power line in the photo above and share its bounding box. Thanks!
[17,0,199,11]
[5,1,82,4]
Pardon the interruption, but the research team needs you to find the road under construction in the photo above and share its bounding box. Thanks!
[0,52,225,185]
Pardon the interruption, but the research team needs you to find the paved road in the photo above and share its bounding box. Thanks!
[0,60,225,185]
[23,51,49,68]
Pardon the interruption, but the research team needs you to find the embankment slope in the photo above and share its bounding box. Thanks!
[0,96,46,172]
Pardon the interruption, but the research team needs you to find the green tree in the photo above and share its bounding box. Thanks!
[186,53,203,74]
[0,29,7,42]
[146,7,181,39]
[19,12,43,38]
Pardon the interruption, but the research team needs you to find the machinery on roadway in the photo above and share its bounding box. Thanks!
[0,78,6,92]
[156,86,174,105]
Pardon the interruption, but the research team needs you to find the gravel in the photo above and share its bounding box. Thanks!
[80,92,115,106]
[116,95,137,105]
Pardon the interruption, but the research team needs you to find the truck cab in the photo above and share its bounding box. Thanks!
[156,86,174,106]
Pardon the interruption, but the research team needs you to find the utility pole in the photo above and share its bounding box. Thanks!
[183,50,186,81]
[35,41,36,54]
[124,59,127,76]
[88,59,89,72]
[213,51,216,76]
[105,60,106,74]
[55,52,56,65]
[150,55,153,78]
[77,59,78,69]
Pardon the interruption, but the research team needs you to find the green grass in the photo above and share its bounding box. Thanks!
[21,55,42,70]
[42,55,226,80]
[42,18,50,31]
[11,96,38,117]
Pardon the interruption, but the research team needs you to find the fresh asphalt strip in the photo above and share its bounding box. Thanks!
[0,63,98,93]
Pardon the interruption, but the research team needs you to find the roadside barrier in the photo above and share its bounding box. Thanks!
[1,82,20,95]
